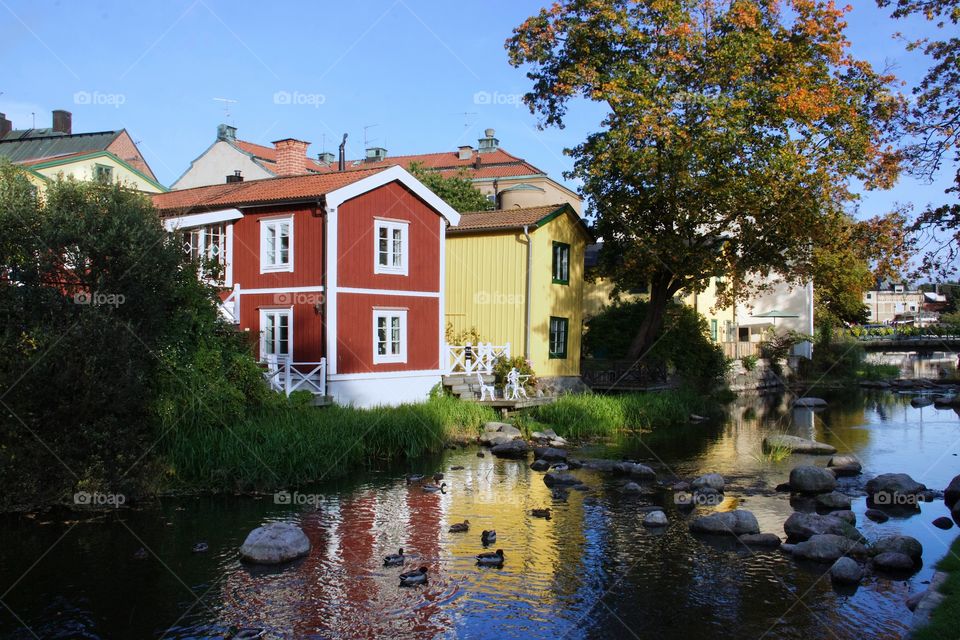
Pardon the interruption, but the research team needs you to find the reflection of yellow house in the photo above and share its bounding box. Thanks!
[446,203,591,385]
[20,150,166,194]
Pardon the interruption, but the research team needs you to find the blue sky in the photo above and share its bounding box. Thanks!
[1,0,954,222]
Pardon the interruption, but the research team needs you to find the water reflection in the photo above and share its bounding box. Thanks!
[1,391,958,639]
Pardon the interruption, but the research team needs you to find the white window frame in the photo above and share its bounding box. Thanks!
[260,308,293,361]
[182,223,228,283]
[372,308,407,364]
[260,216,294,274]
[374,218,409,276]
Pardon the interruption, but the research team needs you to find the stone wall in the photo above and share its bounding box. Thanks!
[726,358,797,392]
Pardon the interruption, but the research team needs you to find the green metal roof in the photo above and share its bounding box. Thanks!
[0,130,122,163]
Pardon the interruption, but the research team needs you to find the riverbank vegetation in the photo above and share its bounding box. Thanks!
[913,536,960,640]
[799,324,901,383]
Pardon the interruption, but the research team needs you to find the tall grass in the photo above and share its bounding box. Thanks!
[531,388,722,440]
[161,395,495,490]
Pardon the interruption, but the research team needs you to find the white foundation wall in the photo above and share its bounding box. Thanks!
[327,371,442,407]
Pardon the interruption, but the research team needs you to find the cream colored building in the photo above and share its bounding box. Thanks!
[864,283,924,324]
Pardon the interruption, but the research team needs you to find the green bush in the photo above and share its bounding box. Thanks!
[583,299,727,387]
[492,354,537,390]
[741,354,758,371]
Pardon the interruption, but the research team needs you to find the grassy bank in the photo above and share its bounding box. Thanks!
[913,535,960,640]
[161,394,496,490]
[529,388,725,440]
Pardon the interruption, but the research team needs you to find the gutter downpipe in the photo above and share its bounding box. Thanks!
[523,225,532,359]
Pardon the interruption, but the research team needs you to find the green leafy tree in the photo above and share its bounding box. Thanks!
[878,0,960,276]
[507,0,903,358]
[407,162,492,213]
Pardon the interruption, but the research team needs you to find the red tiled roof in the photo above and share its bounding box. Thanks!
[232,138,547,181]
[449,204,569,233]
[152,165,386,213]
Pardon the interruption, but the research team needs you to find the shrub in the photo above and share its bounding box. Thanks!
[492,355,537,390]
[741,354,758,371]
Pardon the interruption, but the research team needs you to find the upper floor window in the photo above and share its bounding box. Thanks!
[375,219,408,275]
[373,309,407,364]
[552,242,570,284]
[261,217,293,273]
[182,223,227,282]
[93,164,113,183]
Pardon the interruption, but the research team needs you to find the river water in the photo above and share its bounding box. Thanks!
[1,390,958,639]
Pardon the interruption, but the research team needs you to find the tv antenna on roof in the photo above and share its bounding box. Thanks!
[457,112,478,129]
[363,124,379,147]
[213,97,237,121]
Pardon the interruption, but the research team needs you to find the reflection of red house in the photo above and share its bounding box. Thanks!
[152,154,459,407]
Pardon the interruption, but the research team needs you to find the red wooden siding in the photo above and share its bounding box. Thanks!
[231,203,324,289]
[336,294,439,373]
[237,293,325,362]
[337,182,441,292]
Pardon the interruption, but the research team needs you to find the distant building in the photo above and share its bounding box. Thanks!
[864,282,925,324]
[0,109,163,193]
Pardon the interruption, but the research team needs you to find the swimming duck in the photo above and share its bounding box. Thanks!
[383,547,405,567]
[476,452,485,458]
[406,474,425,484]
[450,465,465,471]
[481,529,497,545]
[422,482,447,494]
[476,549,505,567]
[132,547,149,560]
[192,542,209,553]
[448,520,470,533]
[399,566,429,586]
[530,508,552,519]
[433,472,444,482]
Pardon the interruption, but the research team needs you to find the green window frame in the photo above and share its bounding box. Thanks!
[552,241,570,285]
[549,316,569,359]
[710,319,718,342]
[93,164,113,183]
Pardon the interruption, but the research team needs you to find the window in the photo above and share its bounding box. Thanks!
[738,327,750,343]
[182,223,227,280]
[552,242,570,284]
[260,309,292,360]
[93,164,113,183]
[866,293,872,300]
[549,316,569,359]
[261,217,293,272]
[375,219,408,275]
[710,319,718,342]
[373,309,407,363]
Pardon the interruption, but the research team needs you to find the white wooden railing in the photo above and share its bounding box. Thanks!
[444,342,511,374]
[220,283,240,324]
[262,356,327,397]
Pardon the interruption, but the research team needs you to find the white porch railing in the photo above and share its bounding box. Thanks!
[444,342,511,374]
[262,356,327,397]
[220,283,240,324]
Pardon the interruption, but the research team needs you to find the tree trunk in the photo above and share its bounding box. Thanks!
[626,279,675,360]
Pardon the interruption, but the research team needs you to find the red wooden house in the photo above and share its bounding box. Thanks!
[152,143,459,406]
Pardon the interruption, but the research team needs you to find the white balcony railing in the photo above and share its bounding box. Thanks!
[220,283,240,324]
[444,342,511,374]
[262,356,327,397]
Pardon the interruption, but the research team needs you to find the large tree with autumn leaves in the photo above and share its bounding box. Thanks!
[508,0,903,358]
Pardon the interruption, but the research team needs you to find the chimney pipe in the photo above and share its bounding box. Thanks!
[338,133,348,171]
[272,138,310,176]
[226,170,243,183]
[52,110,72,135]
[0,113,11,138]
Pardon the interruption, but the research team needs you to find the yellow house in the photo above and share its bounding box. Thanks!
[446,203,591,387]
[20,150,166,194]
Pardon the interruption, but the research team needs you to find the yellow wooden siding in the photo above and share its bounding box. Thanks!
[31,156,164,193]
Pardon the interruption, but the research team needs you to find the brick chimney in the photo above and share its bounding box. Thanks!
[0,114,11,138]
[52,110,72,134]
[272,138,309,176]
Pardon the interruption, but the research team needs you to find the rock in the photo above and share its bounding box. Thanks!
[239,522,310,565]
[484,421,519,434]
[864,509,890,523]
[945,474,960,510]
[873,551,916,571]
[691,473,725,492]
[530,459,550,472]
[623,481,643,494]
[775,482,793,492]
[789,465,837,494]
[792,534,868,562]
[784,512,865,543]
[692,487,724,507]
[831,557,864,584]
[550,486,570,500]
[533,447,568,462]
[794,397,828,407]
[763,434,837,455]
[689,510,760,536]
[550,463,569,471]
[865,473,927,499]
[911,396,934,408]
[738,533,782,548]
[672,481,691,492]
[611,461,657,480]
[827,455,862,476]
[907,590,927,612]
[543,472,581,487]
[479,423,522,446]
[829,510,857,526]
[816,491,852,510]
[780,543,797,554]
[872,535,922,563]
[490,440,530,458]
[643,511,668,527]
[932,516,954,530]
[565,459,582,470]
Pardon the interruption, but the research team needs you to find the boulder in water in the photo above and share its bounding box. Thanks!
[830,557,864,584]
[239,522,310,565]
[689,510,760,536]
[763,435,836,455]
[789,465,837,494]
